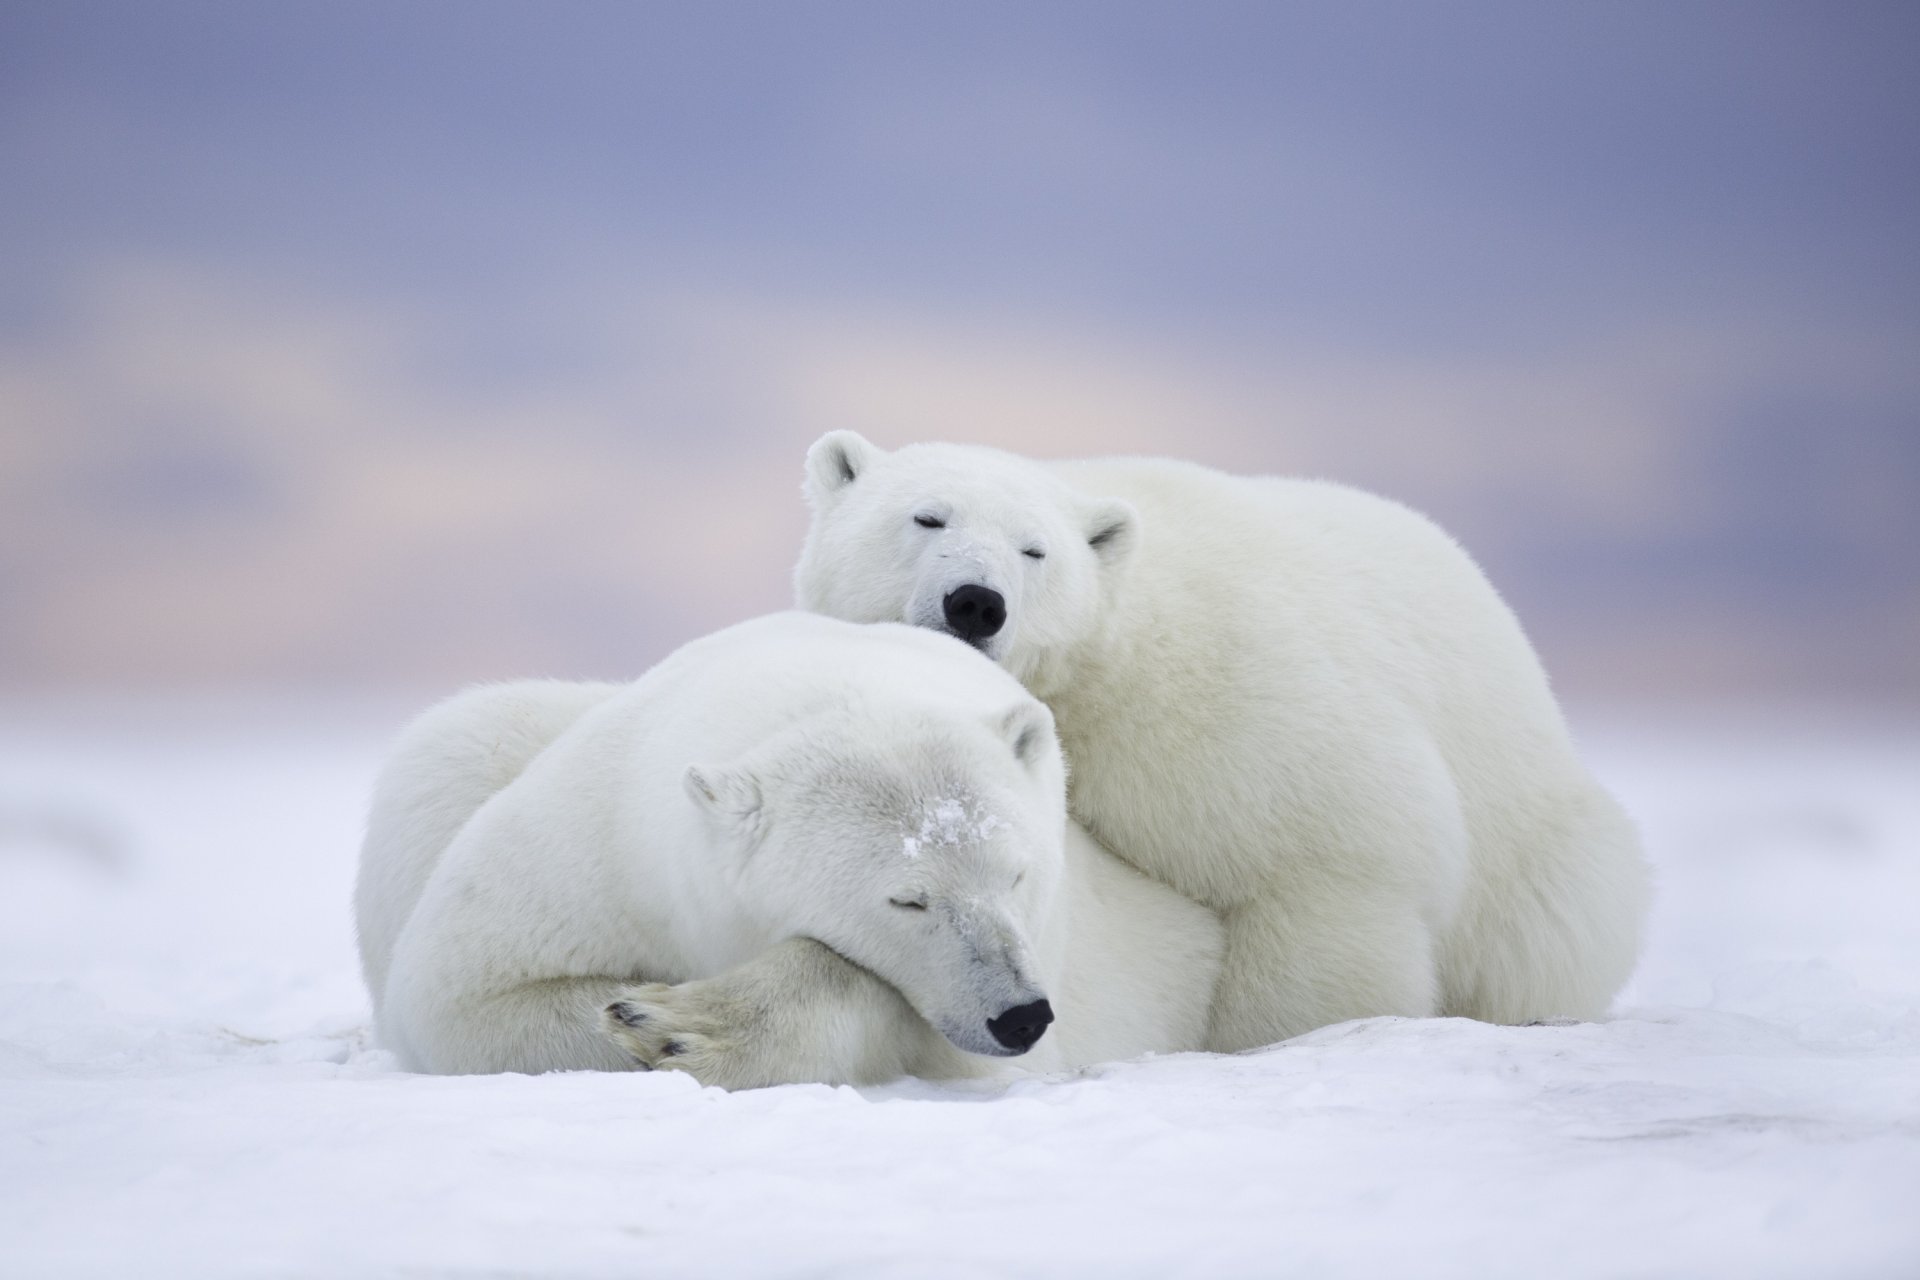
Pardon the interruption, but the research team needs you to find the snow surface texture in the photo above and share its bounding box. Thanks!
[2,700,1917,1279]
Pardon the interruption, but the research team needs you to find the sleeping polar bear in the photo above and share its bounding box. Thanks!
[355,612,1221,1087]
[795,434,1651,1050]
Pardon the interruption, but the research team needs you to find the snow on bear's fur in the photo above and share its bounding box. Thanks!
[795,434,1651,1051]
[355,612,1222,1086]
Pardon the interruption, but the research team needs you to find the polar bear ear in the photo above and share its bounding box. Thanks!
[995,701,1057,771]
[804,431,882,505]
[1082,497,1138,567]
[684,763,765,839]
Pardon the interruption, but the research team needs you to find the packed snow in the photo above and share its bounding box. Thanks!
[2,698,1917,1278]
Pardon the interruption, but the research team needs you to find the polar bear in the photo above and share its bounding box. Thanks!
[794,434,1650,1051]
[355,612,1221,1085]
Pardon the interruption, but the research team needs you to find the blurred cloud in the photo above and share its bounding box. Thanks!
[1,2,1915,701]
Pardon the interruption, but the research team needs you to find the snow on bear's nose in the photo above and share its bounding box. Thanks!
[943,585,1006,646]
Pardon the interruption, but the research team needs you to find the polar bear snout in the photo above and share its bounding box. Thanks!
[986,997,1054,1053]
[943,585,1007,647]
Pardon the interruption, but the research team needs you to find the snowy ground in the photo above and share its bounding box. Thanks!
[2,698,1917,1279]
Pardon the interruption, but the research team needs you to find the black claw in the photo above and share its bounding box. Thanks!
[608,1002,648,1028]
[661,1039,684,1058]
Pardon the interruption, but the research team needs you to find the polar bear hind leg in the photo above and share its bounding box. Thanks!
[1440,785,1649,1025]
[1208,885,1440,1052]
[356,679,624,1009]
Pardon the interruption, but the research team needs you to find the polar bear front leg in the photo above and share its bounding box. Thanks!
[381,970,655,1075]
[602,937,977,1089]
[1207,888,1441,1052]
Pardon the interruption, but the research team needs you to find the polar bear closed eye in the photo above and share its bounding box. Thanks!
[795,433,1650,1052]
[355,612,1221,1085]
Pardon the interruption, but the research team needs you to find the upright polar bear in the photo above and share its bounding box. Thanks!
[355,612,1221,1085]
[795,434,1650,1051]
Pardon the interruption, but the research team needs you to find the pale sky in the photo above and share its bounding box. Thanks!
[2,2,1916,700]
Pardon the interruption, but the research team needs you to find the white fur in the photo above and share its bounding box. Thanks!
[794,435,1651,1051]
[355,612,1221,1085]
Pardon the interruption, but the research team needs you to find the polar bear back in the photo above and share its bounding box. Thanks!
[356,679,625,1007]
[1048,455,1590,886]
[1051,457,1569,743]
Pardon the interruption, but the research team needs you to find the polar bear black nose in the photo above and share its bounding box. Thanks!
[986,998,1053,1053]
[943,585,1007,645]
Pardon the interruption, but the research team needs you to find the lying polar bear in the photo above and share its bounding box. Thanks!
[795,434,1651,1050]
[355,612,1221,1086]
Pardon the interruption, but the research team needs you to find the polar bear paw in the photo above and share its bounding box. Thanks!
[602,981,755,1086]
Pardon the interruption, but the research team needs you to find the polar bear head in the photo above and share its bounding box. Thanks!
[794,432,1137,697]
[684,694,1068,1057]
